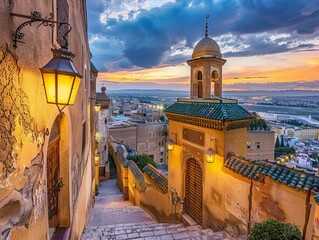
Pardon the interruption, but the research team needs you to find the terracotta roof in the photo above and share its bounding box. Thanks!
[224,154,319,193]
[165,99,252,121]
[143,164,168,192]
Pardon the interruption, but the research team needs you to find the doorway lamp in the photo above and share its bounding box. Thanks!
[94,102,101,112]
[204,138,217,163]
[10,11,82,114]
[167,133,177,151]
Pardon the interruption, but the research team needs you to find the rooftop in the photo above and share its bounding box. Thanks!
[164,98,252,122]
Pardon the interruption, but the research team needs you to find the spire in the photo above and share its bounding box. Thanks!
[205,14,209,37]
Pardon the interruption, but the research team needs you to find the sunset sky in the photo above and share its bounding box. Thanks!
[87,0,319,91]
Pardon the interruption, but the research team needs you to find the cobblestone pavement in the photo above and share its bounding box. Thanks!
[82,180,245,240]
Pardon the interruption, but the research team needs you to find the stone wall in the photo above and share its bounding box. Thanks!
[108,142,178,223]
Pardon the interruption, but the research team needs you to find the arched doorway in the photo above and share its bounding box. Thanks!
[185,158,203,225]
[47,118,61,237]
[47,115,70,239]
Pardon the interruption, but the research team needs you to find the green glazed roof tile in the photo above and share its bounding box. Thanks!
[165,100,252,121]
[225,154,319,193]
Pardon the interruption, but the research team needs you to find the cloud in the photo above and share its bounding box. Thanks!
[87,0,319,71]
[224,80,319,91]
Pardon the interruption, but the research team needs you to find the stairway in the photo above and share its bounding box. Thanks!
[82,180,244,240]
[108,152,117,179]
[82,221,230,240]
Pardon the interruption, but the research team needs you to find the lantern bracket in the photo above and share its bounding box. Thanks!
[10,11,72,48]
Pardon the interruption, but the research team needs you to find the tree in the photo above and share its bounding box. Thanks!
[275,136,280,149]
[280,135,285,147]
[248,219,301,240]
[275,147,296,158]
[127,154,157,171]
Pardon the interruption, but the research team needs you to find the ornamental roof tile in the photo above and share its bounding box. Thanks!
[143,164,168,192]
[224,154,319,193]
[127,160,146,190]
[164,99,252,121]
[116,145,128,167]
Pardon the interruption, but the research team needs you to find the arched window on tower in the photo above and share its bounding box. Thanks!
[197,71,202,80]
[198,81,203,98]
[211,70,218,82]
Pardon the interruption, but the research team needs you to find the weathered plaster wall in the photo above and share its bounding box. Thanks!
[0,0,94,239]
[168,119,315,239]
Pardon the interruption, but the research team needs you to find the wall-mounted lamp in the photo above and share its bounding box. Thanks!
[204,138,217,163]
[94,102,101,112]
[40,48,82,113]
[10,11,82,114]
[167,139,175,151]
[167,133,177,151]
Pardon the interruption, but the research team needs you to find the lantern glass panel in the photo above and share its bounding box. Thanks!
[57,74,75,104]
[68,76,81,104]
[43,73,56,103]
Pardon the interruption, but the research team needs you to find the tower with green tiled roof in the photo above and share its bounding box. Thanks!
[164,18,317,238]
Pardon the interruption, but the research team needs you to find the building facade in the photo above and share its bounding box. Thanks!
[109,122,168,164]
[164,24,318,239]
[247,130,275,160]
[0,1,95,239]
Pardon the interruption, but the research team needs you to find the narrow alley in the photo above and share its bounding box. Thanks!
[81,180,232,240]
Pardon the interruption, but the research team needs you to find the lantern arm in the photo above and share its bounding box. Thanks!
[10,11,72,48]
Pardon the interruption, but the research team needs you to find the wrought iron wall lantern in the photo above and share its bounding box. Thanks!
[204,138,217,163]
[167,133,177,151]
[10,11,82,114]
[94,102,101,112]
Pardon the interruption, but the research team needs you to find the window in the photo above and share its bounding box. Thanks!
[57,0,69,47]
[197,71,202,80]
[160,158,164,163]
[160,152,164,156]
[211,70,218,81]
[257,145,260,149]
[82,121,86,155]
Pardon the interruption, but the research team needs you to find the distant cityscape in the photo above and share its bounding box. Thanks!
[101,88,319,173]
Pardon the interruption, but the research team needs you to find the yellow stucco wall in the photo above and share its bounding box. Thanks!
[167,119,315,238]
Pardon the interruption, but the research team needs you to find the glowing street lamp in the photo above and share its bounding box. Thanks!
[94,102,101,112]
[167,139,175,151]
[204,148,217,163]
[205,138,217,163]
[40,48,82,113]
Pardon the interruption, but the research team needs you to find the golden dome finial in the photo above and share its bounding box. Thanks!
[205,14,209,38]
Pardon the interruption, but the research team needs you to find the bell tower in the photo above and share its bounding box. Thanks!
[187,16,226,98]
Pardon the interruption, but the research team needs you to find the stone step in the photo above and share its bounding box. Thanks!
[82,221,230,240]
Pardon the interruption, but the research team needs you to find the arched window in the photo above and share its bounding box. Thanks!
[197,71,202,80]
[198,81,203,98]
[211,70,218,81]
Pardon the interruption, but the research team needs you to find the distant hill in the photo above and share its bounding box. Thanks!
[105,89,319,98]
